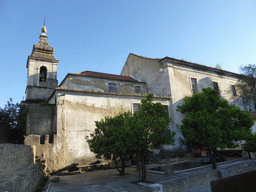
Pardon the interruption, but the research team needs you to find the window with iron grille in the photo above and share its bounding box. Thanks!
[231,85,237,96]
[108,83,117,93]
[191,78,198,93]
[135,86,142,94]
[213,82,219,95]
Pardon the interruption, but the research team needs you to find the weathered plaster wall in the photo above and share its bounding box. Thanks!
[26,103,56,136]
[24,134,65,172]
[26,59,58,87]
[168,63,255,129]
[121,54,171,97]
[55,91,171,166]
[60,75,147,95]
[26,59,58,100]
[121,54,255,147]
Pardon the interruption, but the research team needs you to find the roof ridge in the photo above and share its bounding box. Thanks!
[129,53,161,60]
[71,70,145,83]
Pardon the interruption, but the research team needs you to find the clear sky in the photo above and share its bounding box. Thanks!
[1,0,256,108]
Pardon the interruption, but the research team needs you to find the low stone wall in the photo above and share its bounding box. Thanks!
[24,134,66,172]
[139,160,256,192]
[0,144,33,179]
[0,143,44,192]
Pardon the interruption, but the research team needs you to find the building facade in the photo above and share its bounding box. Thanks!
[24,26,254,171]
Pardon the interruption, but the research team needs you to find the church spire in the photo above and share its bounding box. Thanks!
[41,18,47,34]
[40,22,48,42]
[27,24,57,63]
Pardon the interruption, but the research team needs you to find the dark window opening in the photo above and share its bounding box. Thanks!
[213,82,219,95]
[108,83,117,93]
[40,135,45,144]
[49,134,54,143]
[191,78,198,93]
[135,86,142,94]
[39,66,47,82]
[231,85,237,96]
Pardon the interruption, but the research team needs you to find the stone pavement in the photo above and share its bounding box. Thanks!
[48,167,158,192]
[47,159,253,192]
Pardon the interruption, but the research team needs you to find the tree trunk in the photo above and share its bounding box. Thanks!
[141,154,147,182]
[136,155,142,181]
[209,148,217,169]
[114,158,125,176]
[121,158,125,176]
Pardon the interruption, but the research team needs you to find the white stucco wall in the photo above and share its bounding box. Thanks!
[121,54,256,147]
[54,91,171,165]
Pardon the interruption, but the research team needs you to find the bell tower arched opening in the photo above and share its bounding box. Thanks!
[39,66,47,82]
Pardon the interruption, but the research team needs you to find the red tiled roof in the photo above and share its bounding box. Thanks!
[75,70,140,82]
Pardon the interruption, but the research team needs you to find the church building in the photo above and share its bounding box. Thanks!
[24,26,254,171]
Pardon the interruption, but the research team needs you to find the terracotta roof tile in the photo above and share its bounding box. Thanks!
[75,70,140,82]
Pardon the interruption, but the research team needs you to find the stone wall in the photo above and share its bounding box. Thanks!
[0,143,44,192]
[0,144,33,179]
[139,160,256,192]
[24,134,66,172]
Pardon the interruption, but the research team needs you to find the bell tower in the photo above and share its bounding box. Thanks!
[26,25,59,101]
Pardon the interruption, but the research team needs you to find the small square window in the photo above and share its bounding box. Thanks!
[108,83,117,93]
[135,86,142,94]
[213,82,219,95]
[191,78,198,93]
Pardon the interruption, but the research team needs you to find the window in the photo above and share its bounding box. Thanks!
[231,85,237,96]
[135,86,142,94]
[39,66,47,82]
[213,82,219,95]
[132,103,139,114]
[191,78,198,93]
[108,83,117,93]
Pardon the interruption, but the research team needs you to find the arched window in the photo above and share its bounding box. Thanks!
[39,66,47,82]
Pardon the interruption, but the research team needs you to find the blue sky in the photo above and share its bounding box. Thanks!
[1,0,256,108]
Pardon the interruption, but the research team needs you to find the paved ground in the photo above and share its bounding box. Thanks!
[47,158,248,192]
[48,167,161,192]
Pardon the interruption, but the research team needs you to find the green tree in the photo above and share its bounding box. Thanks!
[86,111,134,176]
[0,99,26,144]
[177,88,254,169]
[131,94,175,181]
[243,132,256,159]
[236,64,256,105]
[215,64,222,69]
